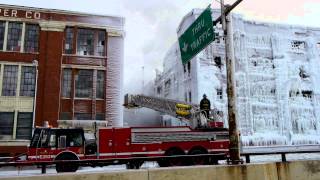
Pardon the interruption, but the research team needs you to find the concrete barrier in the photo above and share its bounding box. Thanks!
[149,163,278,180]
[1,160,319,180]
[277,160,320,180]
[0,170,149,180]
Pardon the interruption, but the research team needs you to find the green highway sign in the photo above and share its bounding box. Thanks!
[178,7,214,64]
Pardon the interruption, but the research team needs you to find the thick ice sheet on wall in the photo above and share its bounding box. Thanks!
[106,36,124,126]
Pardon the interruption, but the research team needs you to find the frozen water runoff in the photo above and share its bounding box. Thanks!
[1,153,320,177]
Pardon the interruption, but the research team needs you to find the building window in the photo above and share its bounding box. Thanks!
[2,65,18,96]
[184,92,188,102]
[75,69,93,98]
[60,112,71,120]
[62,69,72,97]
[164,79,171,89]
[187,62,191,76]
[0,21,5,50]
[214,57,222,69]
[96,30,105,56]
[77,28,94,56]
[289,90,299,97]
[16,112,33,140]
[74,113,92,120]
[217,88,223,99]
[20,66,36,97]
[24,24,39,52]
[96,113,105,120]
[157,86,162,95]
[164,79,171,97]
[7,22,22,51]
[302,90,312,99]
[0,112,14,136]
[189,91,192,102]
[291,41,306,51]
[270,88,276,95]
[65,27,74,54]
[299,67,309,79]
[214,32,220,43]
[96,70,105,99]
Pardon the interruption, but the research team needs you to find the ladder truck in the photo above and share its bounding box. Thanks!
[10,94,230,173]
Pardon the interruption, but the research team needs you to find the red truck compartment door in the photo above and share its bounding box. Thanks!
[113,128,131,157]
[98,128,114,156]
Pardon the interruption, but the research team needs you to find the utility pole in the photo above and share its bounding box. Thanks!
[215,0,243,164]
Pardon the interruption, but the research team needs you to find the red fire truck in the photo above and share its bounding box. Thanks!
[25,94,230,172]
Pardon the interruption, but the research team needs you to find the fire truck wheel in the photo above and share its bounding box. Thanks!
[55,152,79,173]
[188,148,209,165]
[161,148,186,167]
[126,160,144,169]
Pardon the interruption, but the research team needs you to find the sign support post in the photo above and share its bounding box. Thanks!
[218,0,243,164]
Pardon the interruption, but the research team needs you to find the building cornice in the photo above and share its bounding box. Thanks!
[39,21,66,32]
[107,28,125,37]
[0,3,124,21]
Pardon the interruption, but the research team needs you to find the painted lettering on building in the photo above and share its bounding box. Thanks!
[0,8,41,19]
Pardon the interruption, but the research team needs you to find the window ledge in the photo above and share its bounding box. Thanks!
[0,50,39,55]
[61,97,71,99]
[0,140,30,146]
[62,54,107,59]
[74,97,92,100]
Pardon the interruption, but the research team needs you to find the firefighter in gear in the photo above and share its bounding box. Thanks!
[200,94,211,118]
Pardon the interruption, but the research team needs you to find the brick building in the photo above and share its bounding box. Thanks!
[0,4,124,156]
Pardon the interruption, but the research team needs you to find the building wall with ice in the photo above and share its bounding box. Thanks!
[154,9,320,146]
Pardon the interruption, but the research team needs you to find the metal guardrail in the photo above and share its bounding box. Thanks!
[241,145,320,163]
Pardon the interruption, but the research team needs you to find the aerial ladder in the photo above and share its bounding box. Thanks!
[124,94,224,129]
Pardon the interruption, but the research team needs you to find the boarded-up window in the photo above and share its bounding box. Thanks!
[74,113,92,120]
[96,113,105,120]
[0,112,14,136]
[16,112,33,140]
[60,112,71,120]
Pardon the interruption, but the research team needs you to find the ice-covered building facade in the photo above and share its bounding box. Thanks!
[154,9,320,146]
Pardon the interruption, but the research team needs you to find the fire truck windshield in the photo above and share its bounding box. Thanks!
[30,128,84,148]
[30,128,50,147]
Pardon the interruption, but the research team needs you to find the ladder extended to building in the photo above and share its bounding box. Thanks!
[124,94,223,128]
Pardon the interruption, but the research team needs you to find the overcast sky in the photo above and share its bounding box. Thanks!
[1,0,319,93]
